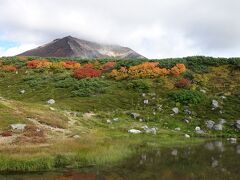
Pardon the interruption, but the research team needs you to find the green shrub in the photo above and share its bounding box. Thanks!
[72,78,108,97]
[168,89,205,105]
[127,79,151,93]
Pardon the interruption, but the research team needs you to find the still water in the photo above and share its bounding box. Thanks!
[1,140,239,180]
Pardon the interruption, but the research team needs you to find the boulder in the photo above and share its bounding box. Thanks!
[184,109,192,115]
[113,118,119,122]
[213,124,223,131]
[227,138,237,144]
[10,124,26,131]
[172,107,179,114]
[128,129,141,134]
[106,119,112,124]
[47,99,55,105]
[184,134,190,138]
[212,100,219,110]
[205,120,215,129]
[200,89,206,93]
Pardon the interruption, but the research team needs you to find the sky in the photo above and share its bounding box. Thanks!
[0,0,240,59]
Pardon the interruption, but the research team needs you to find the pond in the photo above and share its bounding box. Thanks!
[1,140,239,180]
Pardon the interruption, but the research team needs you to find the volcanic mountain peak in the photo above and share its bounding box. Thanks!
[18,36,145,59]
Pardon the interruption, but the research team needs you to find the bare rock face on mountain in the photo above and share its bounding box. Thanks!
[18,36,145,59]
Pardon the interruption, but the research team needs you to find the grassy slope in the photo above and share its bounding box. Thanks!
[0,56,239,171]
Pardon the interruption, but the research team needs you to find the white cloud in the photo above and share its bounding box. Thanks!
[0,0,240,58]
[0,44,37,57]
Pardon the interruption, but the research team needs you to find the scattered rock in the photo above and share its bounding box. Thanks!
[184,109,192,115]
[212,160,218,168]
[73,135,80,139]
[113,118,119,122]
[142,93,146,97]
[205,120,215,129]
[47,99,55,105]
[175,127,181,131]
[183,118,190,124]
[20,90,25,94]
[227,138,237,144]
[220,96,226,99]
[234,120,240,130]
[128,129,141,134]
[139,118,143,122]
[219,119,226,124]
[212,100,219,110]
[143,99,149,104]
[171,149,178,156]
[172,107,179,114]
[184,134,190,138]
[106,119,112,124]
[200,89,206,93]
[10,124,26,131]
[141,125,157,134]
[49,107,55,111]
[131,113,140,119]
[195,126,204,134]
[213,124,223,131]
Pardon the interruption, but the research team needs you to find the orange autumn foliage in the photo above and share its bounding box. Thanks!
[27,60,52,69]
[60,61,81,69]
[1,65,17,72]
[110,62,186,80]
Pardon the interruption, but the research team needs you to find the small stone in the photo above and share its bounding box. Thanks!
[175,127,181,131]
[227,138,237,144]
[10,124,26,131]
[143,99,149,104]
[20,90,25,94]
[220,96,226,99]
[73,135,80,139]
[47,99,55,105]
[128,129,141,134]
[195,126,201,131]
[171,149,178,156]
[106,119,112,124]
[49,107,55,111]
[219,119,226,124]
[113,118,119,122]
[131,113,140,119]
[212,100,219,110]
[195,126,204,134]
[205,120,215,129]
[200,89,206,93]
[139,118,143,122]
[172,107,179,114]
[234,120,240,130]
[185,134,190,138]
[142,93,146,97]
[183,118,190,123]
[213,124,223,131]
[184,109,192,115]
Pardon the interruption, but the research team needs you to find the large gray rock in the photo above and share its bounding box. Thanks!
[219,119,226,125]
[205,120,215,129]
[213,124,223,131]
[10,124,26,131]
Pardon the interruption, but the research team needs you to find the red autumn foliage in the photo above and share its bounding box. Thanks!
[175,78,191,88]
[1,65,17,72]
[101,61,116,72]
[73,67,102,79]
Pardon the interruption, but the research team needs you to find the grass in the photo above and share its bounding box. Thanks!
[0,57,239,172]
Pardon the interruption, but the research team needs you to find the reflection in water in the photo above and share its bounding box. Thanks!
[0,140,239,180]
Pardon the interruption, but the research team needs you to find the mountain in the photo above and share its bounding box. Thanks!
[18,36,145,59]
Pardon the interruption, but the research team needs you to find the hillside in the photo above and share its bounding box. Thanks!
[18,36,145,59]
[0,56,239,172]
